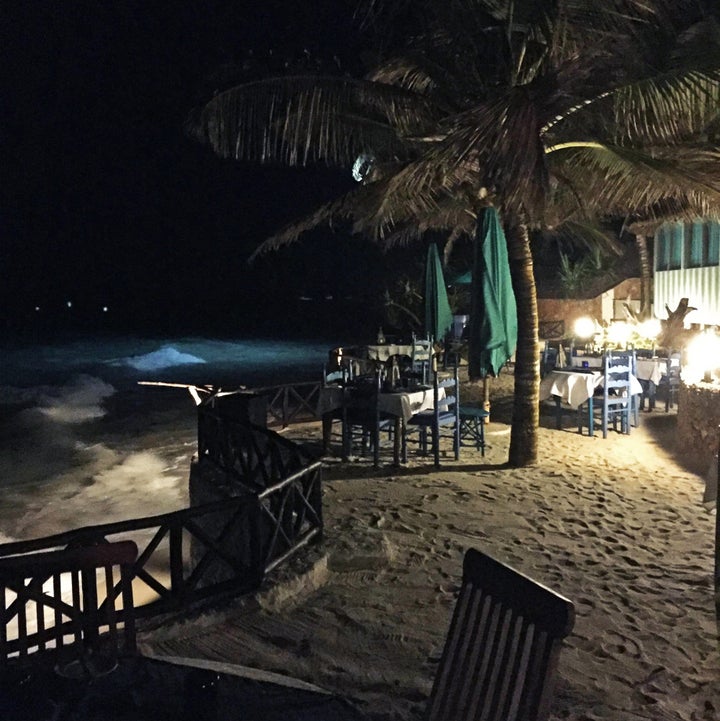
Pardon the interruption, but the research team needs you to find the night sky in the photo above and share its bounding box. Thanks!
[2,1,396,338]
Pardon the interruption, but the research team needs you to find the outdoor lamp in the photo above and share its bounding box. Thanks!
[607,321,631,347]
[638,318,661,339]
[684,331,720,384]
[573,316,596,339]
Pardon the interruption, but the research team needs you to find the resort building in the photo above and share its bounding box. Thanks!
[653,219,720,327]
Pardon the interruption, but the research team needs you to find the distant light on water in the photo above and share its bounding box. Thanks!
[102,306,109,313]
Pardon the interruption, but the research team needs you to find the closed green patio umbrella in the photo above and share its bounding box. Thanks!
[468,207,517,383]
[424,243,454,343]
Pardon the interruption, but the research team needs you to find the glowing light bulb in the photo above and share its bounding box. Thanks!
[573,316,596,339]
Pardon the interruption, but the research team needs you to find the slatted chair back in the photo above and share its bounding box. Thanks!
[540,341,568,377]
[411,335,434,384]
[341,372,393,467]
[664,351,681,411]
[322,364,346,387]
[426,548,575,721]
[601,351,633,438]
[628,350,640,427]
[435,365,461,463]
[0,541,138,670]
[405,364,460,467]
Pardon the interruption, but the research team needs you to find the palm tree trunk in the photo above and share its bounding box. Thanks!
[635,234,652,317]
[504,220,539,467]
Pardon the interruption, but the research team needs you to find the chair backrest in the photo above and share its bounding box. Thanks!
[603,351,633,393]
[0,541,138,669]
[412,335,434,383]
[541,341,573,375]
[430,364,460,465]
[322,364,346,387]
[426,548,575,721]
[436,366,460,414]
[666,351,681,383]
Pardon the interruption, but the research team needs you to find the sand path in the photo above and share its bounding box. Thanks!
[141,379,719,720]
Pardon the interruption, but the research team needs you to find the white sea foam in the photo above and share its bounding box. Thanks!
[37,375,116,423]
[113,345,207,371]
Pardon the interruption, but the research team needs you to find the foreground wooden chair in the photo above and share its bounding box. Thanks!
[426,548,575,721]
[0,540,138,674]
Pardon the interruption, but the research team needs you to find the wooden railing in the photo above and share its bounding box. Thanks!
[1,385,326,644]
[0,460,323,628]
[197,408,316,492]
[251,381,322,428]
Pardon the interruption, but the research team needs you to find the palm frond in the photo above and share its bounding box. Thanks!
[190,75,442,167]
[549,219,625,255]
[547,142,720,219]
[379,200,477,249]
[611,19,720,142]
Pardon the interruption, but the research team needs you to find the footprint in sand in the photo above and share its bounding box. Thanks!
[575,596,597,616]
[599,631,643,659]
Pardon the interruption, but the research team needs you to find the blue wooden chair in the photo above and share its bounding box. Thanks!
[411,334,434,385]
[600,351,634,438]
[628,350,640,427]
[663,351,681,411]
[404,364,460,467]
[458,404,489,455]
[341,372,394,467]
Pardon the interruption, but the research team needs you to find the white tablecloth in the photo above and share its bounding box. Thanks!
[539,370,643,409]
[540,371,603,408]
[635,358,665,385]
[317,386,442,422]
[365,344,414,362]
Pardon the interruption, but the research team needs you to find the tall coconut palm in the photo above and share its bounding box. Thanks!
[191,1,720,466]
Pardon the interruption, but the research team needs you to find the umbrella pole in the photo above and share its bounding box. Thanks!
[482,376,491,423]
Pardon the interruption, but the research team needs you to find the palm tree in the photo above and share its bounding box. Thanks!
[191,1,720,466]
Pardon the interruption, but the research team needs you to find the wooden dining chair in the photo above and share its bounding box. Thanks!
[425,548,575,721]
[411,335,434,384]
[404,364,460,467]
[0,541,138,673]
[458,403,489,455]
[663,351,681,412]
[341,372,394,466]
[599,351,634,438]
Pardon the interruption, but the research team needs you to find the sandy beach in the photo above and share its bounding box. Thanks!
[138,370,720,721]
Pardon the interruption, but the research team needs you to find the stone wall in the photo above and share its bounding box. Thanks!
[677,382,720,475]
[537,297,603,339]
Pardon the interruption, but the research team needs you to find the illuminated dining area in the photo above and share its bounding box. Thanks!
[318,340,466,468]
[539,304,720,443]
[540,316,675,438]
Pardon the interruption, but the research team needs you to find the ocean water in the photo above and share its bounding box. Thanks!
[0,335,332,544]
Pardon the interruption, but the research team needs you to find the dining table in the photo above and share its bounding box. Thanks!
[634,357,666,385]
[363,343,414,362]
[539,368,643,436]
[0,653,368,721]
[317,382,443,464]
